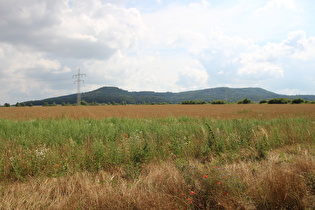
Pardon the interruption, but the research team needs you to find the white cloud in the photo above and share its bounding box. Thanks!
[238,62,284,79]
[0,0,145,59]
[176,66,209,89]
[1,0,315,104]
[260,0,298,11]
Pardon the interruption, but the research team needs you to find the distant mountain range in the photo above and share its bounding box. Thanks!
[24,86,315,105]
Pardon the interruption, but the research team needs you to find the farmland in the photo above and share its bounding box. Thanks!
[1,104,315,119]
[0,104,314,209]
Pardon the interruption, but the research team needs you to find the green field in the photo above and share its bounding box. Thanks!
[0,116,314,209]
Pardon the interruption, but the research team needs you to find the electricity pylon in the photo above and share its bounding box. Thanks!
[73,68,86,105]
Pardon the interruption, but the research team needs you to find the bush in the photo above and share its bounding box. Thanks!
[182,100,206,104]
[80,100,88,106]
[237,98,251,104]
[90,102,99,106]
[268,98,291,104]
[259,100,267,104]
[291,98,304,104]
[211,100,227,104]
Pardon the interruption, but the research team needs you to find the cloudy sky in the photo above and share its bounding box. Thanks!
[1,0,315,104]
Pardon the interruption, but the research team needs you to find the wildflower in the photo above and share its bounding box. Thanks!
[189,191,195,195]
[123,133,129,138]
[223,192,228,196]
[189,201,193,204]
[55,164,60,167]
[217,182,221,185]
[203,175,209,178]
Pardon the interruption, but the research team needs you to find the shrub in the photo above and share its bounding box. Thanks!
[80,100,88,106]
[182,100,206,104]
[237,98,251,104]
[259,99,267,104]
[268,98,291,104]
[291,98,304,104]
[211,100,227,104]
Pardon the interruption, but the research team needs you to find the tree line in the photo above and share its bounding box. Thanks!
[2,97,314,107]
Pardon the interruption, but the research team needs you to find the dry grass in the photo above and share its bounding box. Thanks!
[1,146,314,209]
[0,104,314,120]
[0,162,188,210]
[1,105,314,209]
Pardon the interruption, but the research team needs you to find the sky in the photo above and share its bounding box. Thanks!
[1,0,315,104]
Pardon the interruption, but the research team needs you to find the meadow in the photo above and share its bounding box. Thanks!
[0,104,314,209]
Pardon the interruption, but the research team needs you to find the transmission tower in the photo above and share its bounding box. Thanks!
[73,68,86,105]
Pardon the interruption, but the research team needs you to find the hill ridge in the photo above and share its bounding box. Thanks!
[23,86,315,105]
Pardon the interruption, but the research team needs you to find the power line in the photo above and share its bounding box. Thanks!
[73,68,86,105]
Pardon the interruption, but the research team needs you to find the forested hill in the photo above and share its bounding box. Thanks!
[24,86,315,105]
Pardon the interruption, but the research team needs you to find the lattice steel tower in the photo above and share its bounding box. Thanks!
[73,68,86,105]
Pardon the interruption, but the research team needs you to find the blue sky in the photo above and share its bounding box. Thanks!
[0,0,315,104]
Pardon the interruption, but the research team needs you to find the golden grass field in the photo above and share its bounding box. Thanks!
[1,104,315,120]
[1,104,314,209]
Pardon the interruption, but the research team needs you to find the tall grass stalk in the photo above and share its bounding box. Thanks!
[0,116,314,208]
[0,117,314,179]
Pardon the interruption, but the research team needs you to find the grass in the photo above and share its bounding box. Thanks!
[0,115,315,209]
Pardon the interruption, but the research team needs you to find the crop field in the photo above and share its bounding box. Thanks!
[1,104,315,119]
[0,104,314,209]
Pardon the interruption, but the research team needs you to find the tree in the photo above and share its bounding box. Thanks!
[259,99,267,104]
[80,100,88,106]
[291,98,304,104]
[211,100,227,104]
[4,103,10,107]
[268,98,291,104]
[237,98,251,104]
[90,101,99,106]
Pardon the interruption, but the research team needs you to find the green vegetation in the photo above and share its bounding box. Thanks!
[210,100,227,104]
[237,98,252,104]
[181,100,206,104]
[0,116,313,178]
[0,116,314,209]
[267,98,292,104]
[22,86,315,105]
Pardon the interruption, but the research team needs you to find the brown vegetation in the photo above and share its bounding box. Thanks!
[1,147,314,209]
[1,104,314,209]
[1,104,314,120]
